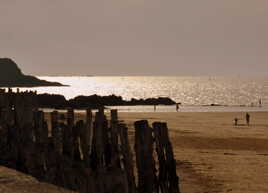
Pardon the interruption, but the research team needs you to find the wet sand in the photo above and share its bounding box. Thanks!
[117,112,268,193]
[0,167,77,193]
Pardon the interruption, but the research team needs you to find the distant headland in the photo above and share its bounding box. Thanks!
[0,58,65,87]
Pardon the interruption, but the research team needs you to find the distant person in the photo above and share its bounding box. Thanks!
[234,117,238,126]
[154,105,156,112]
[246,113,250,126]
[259,98,262,107]
[176,103,180,112]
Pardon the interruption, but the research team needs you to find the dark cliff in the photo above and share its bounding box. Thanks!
[0,58,64,87]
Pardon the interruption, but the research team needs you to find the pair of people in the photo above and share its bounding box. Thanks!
[234,113,250,126]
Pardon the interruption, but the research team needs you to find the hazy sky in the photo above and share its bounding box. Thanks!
[1,0,268,75]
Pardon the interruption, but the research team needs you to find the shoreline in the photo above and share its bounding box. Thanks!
[42,105,268,113]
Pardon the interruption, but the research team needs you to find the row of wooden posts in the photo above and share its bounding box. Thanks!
[0,90,180,193]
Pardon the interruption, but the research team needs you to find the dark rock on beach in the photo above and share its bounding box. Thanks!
[0,58,64,87]
[37,94,68,108]
[68,94,126,107]
[37,93,176,109]
[127,97,176,105]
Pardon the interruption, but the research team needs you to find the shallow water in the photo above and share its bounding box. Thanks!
[8,76,268,111]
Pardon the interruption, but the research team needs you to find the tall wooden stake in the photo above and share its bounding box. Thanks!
[135,120,154,193]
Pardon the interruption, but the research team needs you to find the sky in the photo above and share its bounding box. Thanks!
[0,0,268,76]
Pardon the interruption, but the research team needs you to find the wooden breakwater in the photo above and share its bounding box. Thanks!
[0,89,180,193]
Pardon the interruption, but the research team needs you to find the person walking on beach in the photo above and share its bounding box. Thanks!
[259,98,262,107]
[234,117,238,126]
[176,103,179,112]
[246,113,250,126]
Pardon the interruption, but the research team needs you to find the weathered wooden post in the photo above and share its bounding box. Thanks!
[51,111,62,154]
[63,108,75,158]
[0,91,6,123]
[161,123,180,193]
[72,120,83,161]
[110,109,121,168]
[119,123,136,193]
[135,120,155,193]
[43,120,49,145]
[153,122,180,193]
[33,110,48,176]
[14,93,35,142]
[153,122,168,193]
[67,108,75,126]
[95,110,105,168]
[34,111,45,144]
[102,109,111,167]
[91,108,109,169]
[80,108,92,166]
[0,90,5,122]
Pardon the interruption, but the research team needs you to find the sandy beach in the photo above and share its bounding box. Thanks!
[1,111,268,193]
[0,167,77,193]
[116,111,268,193]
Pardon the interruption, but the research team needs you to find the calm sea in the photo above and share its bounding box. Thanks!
[14,76,268,112]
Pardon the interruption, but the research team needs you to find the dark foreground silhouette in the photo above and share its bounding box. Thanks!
[0,58,64,87]
[0,91,180,193]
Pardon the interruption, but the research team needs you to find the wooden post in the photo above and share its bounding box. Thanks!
[95,110,105,168]
[73,120,83,161]
[119,123,136,193]
[135,120,154,193]
[91,109,108,169]
[102,110,110,167]
[67,108,75,126]
[86,108,93,151]
[34,111,45,144]
[153,122,168,193]
[161,123,180,193]
[153,122,180,193]
[63,108,75,158]
[110,109,121,168]
[14,94,35,142]
[80,108,92,166]
[43,121,49,145]
[51,111,62,154]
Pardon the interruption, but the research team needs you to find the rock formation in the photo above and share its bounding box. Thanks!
[0,58,64,87]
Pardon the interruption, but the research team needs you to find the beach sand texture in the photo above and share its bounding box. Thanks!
[116,112,268,193]
[0,167,77,193]
[1,111,268,193]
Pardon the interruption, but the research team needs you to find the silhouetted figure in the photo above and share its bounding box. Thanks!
[259,98,262,107]
[246,113,250,126]
[176,103,179,112]
[154,105,156,112]
[234,117,238,126]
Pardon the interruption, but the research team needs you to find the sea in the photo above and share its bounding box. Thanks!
[11,76,268,112]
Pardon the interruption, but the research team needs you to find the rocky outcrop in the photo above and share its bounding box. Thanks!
[37,93,176,109]
[0,58,64,87]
